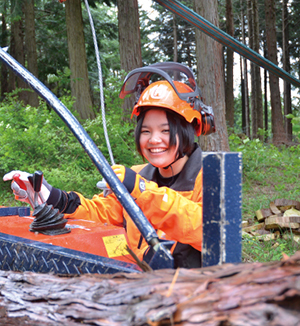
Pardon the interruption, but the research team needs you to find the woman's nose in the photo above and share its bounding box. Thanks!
[149,132,161,144]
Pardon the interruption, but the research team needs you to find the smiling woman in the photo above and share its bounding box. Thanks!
[4,62,215,269]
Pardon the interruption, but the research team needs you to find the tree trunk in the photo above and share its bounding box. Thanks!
[247,0,255,138]
[194,0,229,152]
[253,0,263,140]
[282,0,292,142]
[241,0,250,137]
[24,0,39,107]
[10,8,28,104]
[117,0,142,121]
[65,0,95,120]
[173,13,178,62]
[225,0,234,130]
[0,3,9,99]
[247,0,263,140]
[264,39,269,142]
[265,0,287,144]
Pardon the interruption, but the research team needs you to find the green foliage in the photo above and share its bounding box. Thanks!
[242,232,300,263]
[34,1,122,105]
[229,134,300,261]
[0,83,142,204]
[35,1,69,86]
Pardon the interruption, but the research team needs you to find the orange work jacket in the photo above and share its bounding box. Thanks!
[65,144,203,263]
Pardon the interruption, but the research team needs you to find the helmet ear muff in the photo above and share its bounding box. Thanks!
[192,98,216,136]
[200,111,216,135]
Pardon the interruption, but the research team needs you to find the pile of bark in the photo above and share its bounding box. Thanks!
[242,198,300,244]
[0,251,300,325]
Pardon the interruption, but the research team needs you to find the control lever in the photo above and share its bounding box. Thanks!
[29,170,70,235]
[33,170,43,208]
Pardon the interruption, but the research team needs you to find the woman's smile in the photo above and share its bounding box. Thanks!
[148,147,167,154]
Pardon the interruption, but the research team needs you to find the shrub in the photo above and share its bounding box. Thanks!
[0,84,142,202]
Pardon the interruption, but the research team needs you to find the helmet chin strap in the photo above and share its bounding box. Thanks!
[162,153,185,170]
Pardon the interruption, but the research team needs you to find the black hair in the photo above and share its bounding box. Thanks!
[134,107,195,160]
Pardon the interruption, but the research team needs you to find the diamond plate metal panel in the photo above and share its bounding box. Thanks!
[0,233,141,275]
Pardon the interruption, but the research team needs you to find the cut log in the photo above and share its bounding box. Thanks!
[269,202,282,215]
[283,208,300,219]
[0,252,300,325]
[265,215,300,230]
[288,216,300,223]
[255,208,272,222]
[274,198,300,210]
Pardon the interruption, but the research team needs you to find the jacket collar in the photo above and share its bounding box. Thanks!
[139,143,202,191]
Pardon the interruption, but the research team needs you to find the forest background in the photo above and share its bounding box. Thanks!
[1,0,300,262]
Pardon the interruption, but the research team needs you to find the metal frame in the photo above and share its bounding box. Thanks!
[202,152,242,267]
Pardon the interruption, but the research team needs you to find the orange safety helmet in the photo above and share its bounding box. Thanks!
[119,62,215,136]
[132,80,203,135]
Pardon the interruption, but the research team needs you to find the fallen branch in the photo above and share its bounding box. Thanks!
[0,252,299,325]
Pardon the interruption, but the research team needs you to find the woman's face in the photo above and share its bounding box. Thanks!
[139,109,178,168]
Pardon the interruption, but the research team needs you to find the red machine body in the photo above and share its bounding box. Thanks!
[0,206,134,264]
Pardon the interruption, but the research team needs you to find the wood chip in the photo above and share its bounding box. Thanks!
[242,223,265,233]
[242,231,253,237]
[254,233,278,241]
[283,234,300,245]
[242,220,249,228]
[293,235,300,244]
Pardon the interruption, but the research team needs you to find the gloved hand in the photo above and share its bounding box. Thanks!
[3,170,52,208]
[107,165,156,199]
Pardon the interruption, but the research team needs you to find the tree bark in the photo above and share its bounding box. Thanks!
[252,0,263,140]
[241,0,250,137]
[65,0,95,120]
[0,3,9,99]
[247,0,263,140]
[247,0,256,138]
[117,0,142,120]
[194,0,229,152]
[225,0,234,130]
[173,13,178,62]
[264,39,269,142]
[24,0,39,107]
[265,0,287,144]
[10,7,28,104]
[0,251,299,325]
[282,0,292,142]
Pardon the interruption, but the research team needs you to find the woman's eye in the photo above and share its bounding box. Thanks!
[162,129,170,133]
[141,130,149,134]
